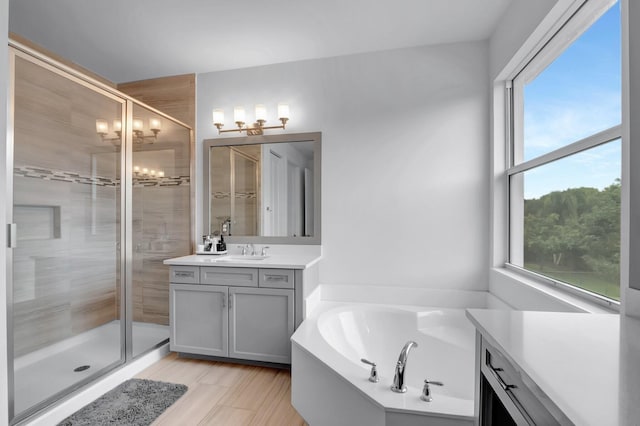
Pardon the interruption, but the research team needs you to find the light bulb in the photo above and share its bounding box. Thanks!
[96,119,108,135]
[234,107,246,124]
[133,118,144,132]
[277,103,290,120]
[149,118,162,132]
[255,104,267,122]
[113,119,122,132]
[213,109,224,125]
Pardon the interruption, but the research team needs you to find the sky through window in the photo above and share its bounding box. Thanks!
[523,2,621,199]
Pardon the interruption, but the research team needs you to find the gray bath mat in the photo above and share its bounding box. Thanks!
[57,378,188,426]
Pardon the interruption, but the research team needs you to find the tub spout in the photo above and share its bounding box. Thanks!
[391,341,418,393]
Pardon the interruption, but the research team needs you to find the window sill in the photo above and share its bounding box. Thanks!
[490,266,619,314]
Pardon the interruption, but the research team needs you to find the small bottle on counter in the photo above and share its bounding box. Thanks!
[217,235,226,252]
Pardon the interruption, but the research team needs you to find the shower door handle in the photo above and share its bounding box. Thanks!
[7,223,17,248]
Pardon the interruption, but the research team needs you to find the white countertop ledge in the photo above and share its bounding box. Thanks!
[465,309,640,426]
[163,254,321,269]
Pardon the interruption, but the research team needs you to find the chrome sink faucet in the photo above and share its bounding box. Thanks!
[237,244,255,256]
[391,341,418,393]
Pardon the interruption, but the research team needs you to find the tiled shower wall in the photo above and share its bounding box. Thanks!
[12,170,119,356]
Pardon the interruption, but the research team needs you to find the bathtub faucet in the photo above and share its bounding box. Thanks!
[391,340,418,393]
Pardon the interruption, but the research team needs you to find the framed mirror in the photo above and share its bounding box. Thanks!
[203,132,321,245]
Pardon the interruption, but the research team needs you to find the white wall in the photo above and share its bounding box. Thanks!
[489,0,558,80]
[197,42,490,290]
[1,0,10,420]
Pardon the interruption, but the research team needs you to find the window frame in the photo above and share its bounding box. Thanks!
[505,0,622,309]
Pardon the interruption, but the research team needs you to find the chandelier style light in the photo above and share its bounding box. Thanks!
[212,103,289,136]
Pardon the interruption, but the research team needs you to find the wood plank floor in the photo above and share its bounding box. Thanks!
[136,353,307,426]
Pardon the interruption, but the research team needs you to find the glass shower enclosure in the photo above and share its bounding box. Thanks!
[7,45,192,423]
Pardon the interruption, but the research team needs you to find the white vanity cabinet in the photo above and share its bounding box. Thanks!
[169,265,296,364]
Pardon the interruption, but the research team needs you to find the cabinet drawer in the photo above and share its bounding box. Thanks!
[170,266,199,284]
[259,269,294,289]
[481,338,562,425]
[201,267,258,287]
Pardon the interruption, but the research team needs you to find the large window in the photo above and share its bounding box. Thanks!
[508,0,621,301]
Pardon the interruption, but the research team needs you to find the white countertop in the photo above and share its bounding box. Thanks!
[466,309,640,426]
[163,253,321,269]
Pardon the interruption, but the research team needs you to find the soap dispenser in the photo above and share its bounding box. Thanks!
[217,235,226,253]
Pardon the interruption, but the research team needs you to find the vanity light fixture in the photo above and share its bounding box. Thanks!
[96,117,162,145]
[133,165,165,177]
[212,103,290,136]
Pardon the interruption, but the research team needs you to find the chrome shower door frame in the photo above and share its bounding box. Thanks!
[5,41,194,425]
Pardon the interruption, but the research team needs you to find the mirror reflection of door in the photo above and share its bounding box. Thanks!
[265,150,286,236]
[304,168,314,237]
[287,162,303,237]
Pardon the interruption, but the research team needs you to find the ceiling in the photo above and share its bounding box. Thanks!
[9,0,512,84]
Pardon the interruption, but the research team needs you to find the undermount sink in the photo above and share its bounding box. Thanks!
[217,255,269,261]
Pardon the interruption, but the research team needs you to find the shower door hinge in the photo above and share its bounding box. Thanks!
[7,223,17,248]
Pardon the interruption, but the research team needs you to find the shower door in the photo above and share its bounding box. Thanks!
[7,45,192,424]
[9,51,126,420]
[130,103,191,357]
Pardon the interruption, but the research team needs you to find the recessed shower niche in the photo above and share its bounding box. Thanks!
[7,45,192,423]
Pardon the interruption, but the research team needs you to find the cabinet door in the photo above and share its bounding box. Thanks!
[170,284,228,357]
[229,287,294,364]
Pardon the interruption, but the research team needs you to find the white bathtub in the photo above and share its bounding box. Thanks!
[291,303,477,426]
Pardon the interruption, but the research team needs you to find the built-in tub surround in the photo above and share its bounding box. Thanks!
[291,291,506,426]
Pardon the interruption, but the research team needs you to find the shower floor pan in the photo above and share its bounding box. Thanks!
[13,321,168,415]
